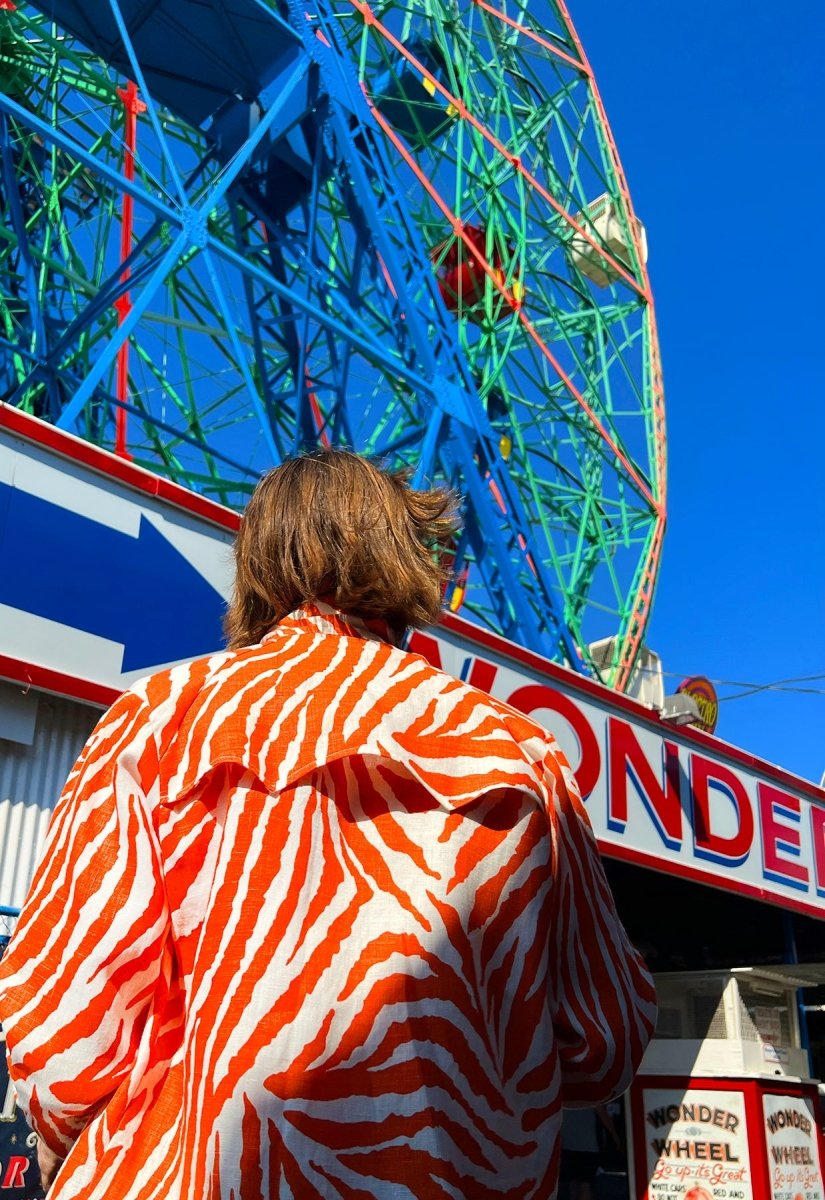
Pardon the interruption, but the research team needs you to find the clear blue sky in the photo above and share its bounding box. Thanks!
[572,0,825,784]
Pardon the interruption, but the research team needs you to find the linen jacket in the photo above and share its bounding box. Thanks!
[0,604,655,1199]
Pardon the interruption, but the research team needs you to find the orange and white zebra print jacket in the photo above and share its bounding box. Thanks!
[0,603,655,1199]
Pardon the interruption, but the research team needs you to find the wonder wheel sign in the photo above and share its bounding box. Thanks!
[1,410,822,921]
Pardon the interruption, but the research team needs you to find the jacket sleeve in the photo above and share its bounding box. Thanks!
[542,745,657,1104]
[0,690,169,1155]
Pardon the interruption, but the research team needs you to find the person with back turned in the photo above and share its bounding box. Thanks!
[0,449,655,1199]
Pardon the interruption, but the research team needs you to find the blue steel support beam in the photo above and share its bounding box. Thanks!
[201,246,281,463]
[0,86,443,421]
[227,205,290,460]
[106,0,187,201]
[287,0,481,430]
[203,59,311,211]
[4,145,220,414]
[0,93,444,408]
[0,91,179,222]
[8,229,168,410]
[55,229,190,429]
[294,103,334,453]
[411,409,444,489]
[297,0,577,662]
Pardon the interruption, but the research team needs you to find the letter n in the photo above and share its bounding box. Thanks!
[607,717,683,848]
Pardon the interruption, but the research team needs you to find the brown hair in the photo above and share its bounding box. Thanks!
[224,450,460,649]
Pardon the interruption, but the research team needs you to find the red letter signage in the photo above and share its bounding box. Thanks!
[692,756,755,866]
[759,783,809,891]
[508,684,601,800]
[607,717,683,849]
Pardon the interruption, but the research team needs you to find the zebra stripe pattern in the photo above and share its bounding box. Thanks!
[0,604,655,1199]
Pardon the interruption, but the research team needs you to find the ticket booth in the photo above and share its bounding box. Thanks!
[628,967,825,1200]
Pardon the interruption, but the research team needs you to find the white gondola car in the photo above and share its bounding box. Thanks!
[570,192,648,287]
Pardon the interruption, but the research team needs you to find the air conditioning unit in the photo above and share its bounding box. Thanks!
[588,637,664,708]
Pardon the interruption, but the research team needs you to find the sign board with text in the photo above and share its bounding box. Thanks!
[640,1086,753,1200]
[2,406,824,920]
[763,1094,824,1200]
[408,627,825,921]
[630,1078,825,1200]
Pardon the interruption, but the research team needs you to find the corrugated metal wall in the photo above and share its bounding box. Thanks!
[0,686,100,920]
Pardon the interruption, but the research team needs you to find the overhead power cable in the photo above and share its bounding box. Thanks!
[630,666,825,704]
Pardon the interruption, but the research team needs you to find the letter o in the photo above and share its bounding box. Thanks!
[508,684,601,799]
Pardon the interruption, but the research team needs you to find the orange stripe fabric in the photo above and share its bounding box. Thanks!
[0,603,655,1198]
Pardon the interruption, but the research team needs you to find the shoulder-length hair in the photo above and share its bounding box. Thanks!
[224,449,460,649]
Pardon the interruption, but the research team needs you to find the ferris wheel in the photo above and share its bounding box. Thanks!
[0,0,665,688]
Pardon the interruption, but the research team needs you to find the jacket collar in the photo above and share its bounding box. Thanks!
[262,601,397,646]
